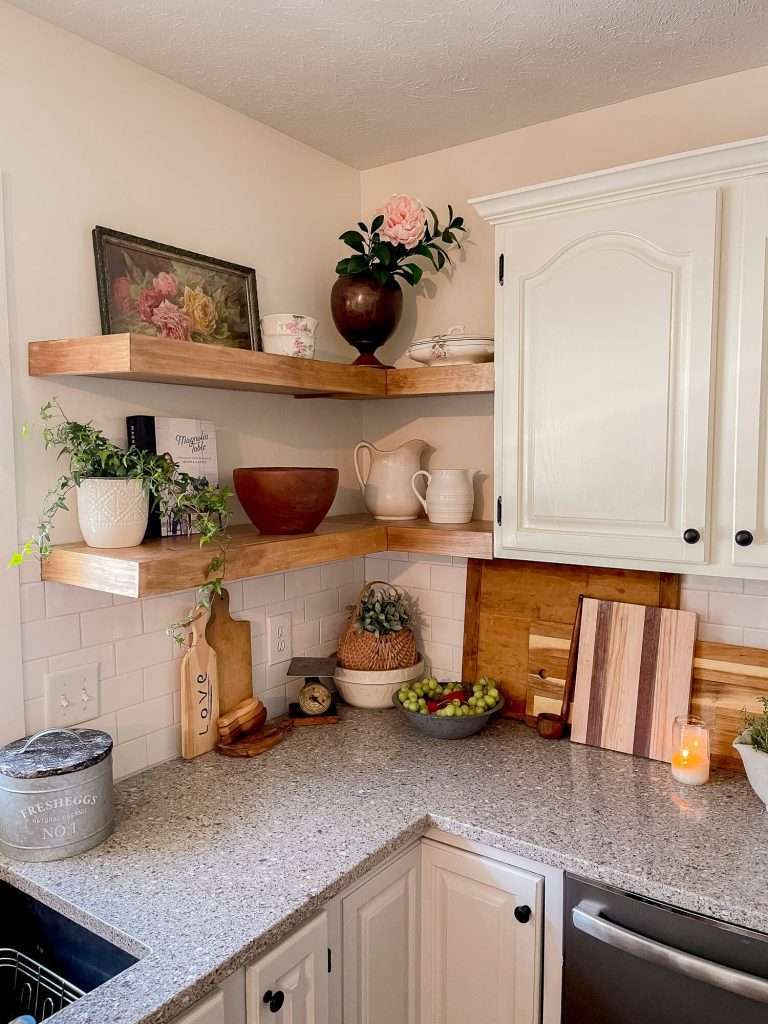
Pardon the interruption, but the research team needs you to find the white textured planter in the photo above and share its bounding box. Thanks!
[76,478,149,548]
[334,659,425,709]
[733,739,768,809]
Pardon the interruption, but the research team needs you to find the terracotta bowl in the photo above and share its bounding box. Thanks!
[233,467,339,535]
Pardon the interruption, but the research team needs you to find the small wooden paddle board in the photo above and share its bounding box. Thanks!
[206,588,252,715]
[181,609,220,759]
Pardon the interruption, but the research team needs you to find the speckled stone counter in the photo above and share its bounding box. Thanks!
[1,710,767,1024]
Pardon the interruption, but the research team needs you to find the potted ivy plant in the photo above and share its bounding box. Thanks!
[10,399,231,635]
[733,697,768,807]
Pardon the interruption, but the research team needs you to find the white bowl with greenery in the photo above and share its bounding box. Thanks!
[733,697,768,808]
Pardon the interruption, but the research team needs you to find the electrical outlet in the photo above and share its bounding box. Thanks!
[268,613,292,665]
[44,664,100,728]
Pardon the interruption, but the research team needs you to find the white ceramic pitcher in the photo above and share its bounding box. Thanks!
[354,439,427,520]
[411,468,476,524]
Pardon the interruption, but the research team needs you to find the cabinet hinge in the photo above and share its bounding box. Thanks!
[328,947,332,973]
[496,496,502,525]
[498,253,505,286]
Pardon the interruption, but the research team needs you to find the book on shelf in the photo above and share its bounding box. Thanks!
[127,416,219,538]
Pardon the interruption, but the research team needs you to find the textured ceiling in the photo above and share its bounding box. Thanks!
[9,0,768,168]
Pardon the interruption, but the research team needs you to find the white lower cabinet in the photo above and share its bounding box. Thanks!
[342,843,420,1024]
[173,990,227,1024]
[420,840,544,1024]
[246,912,329,1024]
[237,837,552,1024]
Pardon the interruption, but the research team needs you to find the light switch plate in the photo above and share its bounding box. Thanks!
[44,664,100,728]
[267,613,292,665]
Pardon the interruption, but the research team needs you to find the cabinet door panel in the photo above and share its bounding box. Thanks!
[421,840,543,1024]
[498,187,719,564]
[175,991,226,1024]
[732,174,768,568]
[343,846,419,1024]
[246,913,328,1024]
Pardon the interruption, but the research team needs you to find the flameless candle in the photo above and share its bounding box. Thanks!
[670,715,710,785]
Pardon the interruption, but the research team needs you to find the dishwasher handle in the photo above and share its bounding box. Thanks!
[572,902,768,1005]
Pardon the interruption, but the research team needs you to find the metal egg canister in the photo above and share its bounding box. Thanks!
[0,728,114,862]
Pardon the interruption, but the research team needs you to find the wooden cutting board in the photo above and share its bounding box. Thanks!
[526,621,572,721]
[462,559,680,717]
[570,598,696,762]
[181,610,220,759]
[691,641,768,770]
[206,589,252,715]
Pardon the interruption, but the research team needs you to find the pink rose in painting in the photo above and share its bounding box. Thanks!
[378,194,427,249]
[153,271,178,298]
[151,299,192,341]
[112,275,132,314]
[138,287,163,323]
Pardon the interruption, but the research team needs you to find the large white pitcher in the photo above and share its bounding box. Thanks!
[411,468,477,524]
[354,439,427,520]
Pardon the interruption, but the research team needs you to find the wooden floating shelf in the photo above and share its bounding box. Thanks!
[41,514,493,598]
[28,334,494,399]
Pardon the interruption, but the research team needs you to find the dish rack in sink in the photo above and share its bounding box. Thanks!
[0,947,83,1022]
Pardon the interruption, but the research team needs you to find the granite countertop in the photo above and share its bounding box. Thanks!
[1,709,767,1024]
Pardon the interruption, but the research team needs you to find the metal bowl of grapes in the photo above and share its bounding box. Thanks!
[392,676,503,739]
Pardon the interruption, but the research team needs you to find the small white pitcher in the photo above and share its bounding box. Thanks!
[411,469,476,524]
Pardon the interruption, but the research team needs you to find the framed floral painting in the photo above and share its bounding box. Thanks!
[92,226,261,350]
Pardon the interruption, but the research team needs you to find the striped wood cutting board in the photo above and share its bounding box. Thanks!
[571,598,696,762]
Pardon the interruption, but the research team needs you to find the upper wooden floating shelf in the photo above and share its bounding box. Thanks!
[28,334,494,399]
[41,514,493,598]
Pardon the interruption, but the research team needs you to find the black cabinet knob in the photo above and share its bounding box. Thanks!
[514,905,532,924]
[263,989,284,1013]
[735,530,754,547]
[683,528,700,544]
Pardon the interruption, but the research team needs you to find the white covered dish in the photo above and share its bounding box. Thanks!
[407,325,493,365]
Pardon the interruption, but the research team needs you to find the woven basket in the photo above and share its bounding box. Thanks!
[337,581,418,672]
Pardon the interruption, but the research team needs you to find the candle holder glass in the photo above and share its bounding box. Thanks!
[670,714,710,785]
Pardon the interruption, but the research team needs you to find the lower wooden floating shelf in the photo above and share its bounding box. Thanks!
[41,514,493,598]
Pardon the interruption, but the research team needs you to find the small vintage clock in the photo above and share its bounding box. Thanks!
[287,657,339,725]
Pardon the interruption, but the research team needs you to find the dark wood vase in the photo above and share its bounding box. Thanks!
[331,273,403,367]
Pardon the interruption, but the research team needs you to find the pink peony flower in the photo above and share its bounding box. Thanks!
[153,271,178,298]
[378,194,427,249]
[112,275,132,314]
[138,287,163,323]
[151,299,192,341]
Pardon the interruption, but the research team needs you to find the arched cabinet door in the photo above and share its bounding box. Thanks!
[496,186,719,566]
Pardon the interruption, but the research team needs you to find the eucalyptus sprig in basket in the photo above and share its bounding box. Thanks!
[338,581,418,672]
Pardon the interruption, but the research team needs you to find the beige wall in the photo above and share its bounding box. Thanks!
[0,2,363,545]
[360,65,768,518]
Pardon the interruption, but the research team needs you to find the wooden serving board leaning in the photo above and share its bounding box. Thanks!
[181,610,220,759]
[206,588,252,715]
[570,599,696,762]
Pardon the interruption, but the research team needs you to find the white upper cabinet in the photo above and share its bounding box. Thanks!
[472,135,768,577]
[732,174,768,569]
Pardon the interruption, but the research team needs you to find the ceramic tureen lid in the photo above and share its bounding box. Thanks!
[410,325,493,348]
[0,728,113,779]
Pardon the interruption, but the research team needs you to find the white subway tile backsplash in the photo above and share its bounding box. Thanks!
[388,561,431,589]
[20,582,45,622]
[321,559,358,589]
[387,550,411,562]
[22,659,47,700]
[682,574,743,593]
[430,617,464,647]
[744,580,768,597]
[423,640,455,672]
[320,611,349,644]
[306,589,339,622]
[262,687,287,720]
[235,606,267,633]
[251,633,267,665]
[409,552,451,564]
[146,725,181,766]
[267,661,290,690]
[251,664,267,694]
[115,630,175,673]
[743,628,768,649]
[293,620,320,653]
[114,737,148,779]
[365,557,387,582]
[243,574,285,608]
[430,564,467,594]
[19,558,41,584]
[117,694,173,744]
[24,697,45,733]
[267,597,305,624]
[44,582,112,617]
[22,614,80,660]
[101,672,144,714]
[142,591,196,633]
[285,566,323,598]
[50,643,116,679]
[708,592,768,629]
[143,660,180,699]
[223,581,244,612]
[680,589,708,617]
[451,593,467,621]
[81,602,142,646]
[409,587,454,619]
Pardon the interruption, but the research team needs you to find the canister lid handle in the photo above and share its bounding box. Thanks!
[19,728,83,754]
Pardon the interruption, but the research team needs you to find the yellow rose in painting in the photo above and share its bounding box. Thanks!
[183,286,217,334]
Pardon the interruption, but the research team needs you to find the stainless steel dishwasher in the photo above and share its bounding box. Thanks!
[564,874,768,1023]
